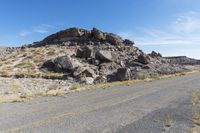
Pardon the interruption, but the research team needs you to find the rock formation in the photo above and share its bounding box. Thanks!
[0,27,188,85]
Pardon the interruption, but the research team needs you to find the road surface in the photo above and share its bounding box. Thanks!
[1,73,200,133]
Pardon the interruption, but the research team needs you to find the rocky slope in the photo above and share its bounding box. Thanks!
[0,27,190,99]
[0,28,187,83]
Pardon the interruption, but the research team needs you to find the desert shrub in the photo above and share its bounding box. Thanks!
[137,72,148,80]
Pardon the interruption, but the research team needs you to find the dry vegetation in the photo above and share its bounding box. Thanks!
[0,46,76,78]
[190,90,200,132]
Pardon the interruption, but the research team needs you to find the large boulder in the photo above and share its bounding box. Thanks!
[94,76,107,84]
[41,55,76,72]
[76,45,93,59]
[136,54,149,65]
[95,50,113,62]
[107,68,131,82]
[91,28,106,41]
[106,33,123,45]
[54,55,75,71]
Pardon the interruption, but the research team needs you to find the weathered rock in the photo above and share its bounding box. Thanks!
[106,33,123,45]
[149,51,162,58]
[94,76,107,84]
[76,45,93,59]
[42,55,76,73]
[128,61,144,67]
[59,28,84,38]
[123,39,134,46]
[136,54,149,65]
[91,28,106,40]
[79,68,97,78]
[107,68,131,82]
[95,50,113,62]
[54,55,75,71]
[85,77,94,85]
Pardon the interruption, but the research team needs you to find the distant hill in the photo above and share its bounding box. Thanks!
[165,56,200,65]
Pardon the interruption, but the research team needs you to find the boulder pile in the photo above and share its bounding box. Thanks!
[30,27,187,84]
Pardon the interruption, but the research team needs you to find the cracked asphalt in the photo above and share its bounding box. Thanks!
[0,72,200,133]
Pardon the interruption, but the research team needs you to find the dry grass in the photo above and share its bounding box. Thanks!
[191,90,200,106]
[69,80,135,91]
[10,80,21,93]
[191,89,200,129]
[47,84,59,90]
[15,61,35,69]
[165,114,174,128]
[193,110,200,126]
[0,95,25,103]
[189,128,198,133]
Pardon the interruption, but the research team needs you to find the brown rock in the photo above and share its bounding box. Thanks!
[91,28,106,40]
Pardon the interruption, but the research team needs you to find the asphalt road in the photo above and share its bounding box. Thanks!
[1,73,200,133]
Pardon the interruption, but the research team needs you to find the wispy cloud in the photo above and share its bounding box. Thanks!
[32,24,55,34]
[118,11,200,58]
[171,11,200,33]
[19,31,31,37]
[19,24,55,37]
[119,11,200,46]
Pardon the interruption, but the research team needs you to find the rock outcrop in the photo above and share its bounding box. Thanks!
[0,27,190,85]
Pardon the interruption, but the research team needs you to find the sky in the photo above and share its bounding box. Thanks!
[0,0,200,59]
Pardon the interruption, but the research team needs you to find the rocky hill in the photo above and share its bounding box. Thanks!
[165,56,200,65]
[0,28,187,84]
[0,27,192,100]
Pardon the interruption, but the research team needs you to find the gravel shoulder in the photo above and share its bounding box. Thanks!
[0,72,200,133]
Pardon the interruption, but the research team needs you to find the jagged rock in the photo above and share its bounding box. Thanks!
[128,61,144,67]
[123,39,134,46]
[76,45,93,59]
[106,33,123,45]
[85,77,94,85]
[40,28,88,45]
[107,68,131,82]
[91,28,106,40]
[136,54,149,65]
[95,50,113,62]
[94,76,107,84]
[79,68,97,78]
[149,51,162,58]
[42,55,76,73]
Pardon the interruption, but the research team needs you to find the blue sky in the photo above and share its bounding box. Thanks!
[0,0,200,59]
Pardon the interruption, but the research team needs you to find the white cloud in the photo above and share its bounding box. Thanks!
[118,11,200,58]
[19,24,55,37]
[171,11,200,33]
[32,24,55,34]
[119,11,200,46]
[19,31,31,37]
